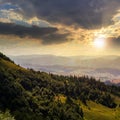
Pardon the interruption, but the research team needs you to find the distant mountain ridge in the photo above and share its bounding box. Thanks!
[10,54,120,68]
[105,79,120,86]
[10,54,120,82]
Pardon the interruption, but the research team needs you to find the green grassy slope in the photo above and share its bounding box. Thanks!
[82,101,120,120]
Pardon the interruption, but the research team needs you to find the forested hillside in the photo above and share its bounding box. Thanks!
[0,52,120,120]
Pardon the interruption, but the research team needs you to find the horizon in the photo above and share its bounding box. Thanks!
[8,53,120,57]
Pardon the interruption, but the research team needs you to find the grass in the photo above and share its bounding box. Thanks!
[81,101,120,120]
[0,58,29,75]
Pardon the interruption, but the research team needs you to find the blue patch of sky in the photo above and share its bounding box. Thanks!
[0,3,18,10]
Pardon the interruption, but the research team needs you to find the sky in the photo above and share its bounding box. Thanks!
[0,0,120,56]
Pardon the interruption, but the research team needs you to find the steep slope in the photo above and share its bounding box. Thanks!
[0,52,84,120]
[0,52,120,120]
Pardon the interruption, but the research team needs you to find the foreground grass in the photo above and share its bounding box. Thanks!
[81,101,120,120]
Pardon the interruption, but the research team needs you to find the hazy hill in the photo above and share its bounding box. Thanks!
[0,52,120,120]
[10,55,120,68]
[10,55,120,82]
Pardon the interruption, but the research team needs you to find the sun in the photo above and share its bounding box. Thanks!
[93,35,106,49]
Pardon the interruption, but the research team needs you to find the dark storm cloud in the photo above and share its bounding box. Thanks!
[0,22,57,38]
[3,0,120,29]
[0,22,69,45]
[41,32,69,45]
[109,37,120,47]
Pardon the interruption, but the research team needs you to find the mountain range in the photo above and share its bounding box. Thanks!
[10,55,120,84]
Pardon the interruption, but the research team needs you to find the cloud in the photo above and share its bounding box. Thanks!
[0,5,72,45]
[0,21,70,45]
[0,8,70,45]
[0,9,52,27]
[2,0,120,29]
[106,36,120,48]
[41,32,70,45]
[0,22,58,38]
[1,1,120,47]
[112,37,120,47]
[94,11,120,45]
